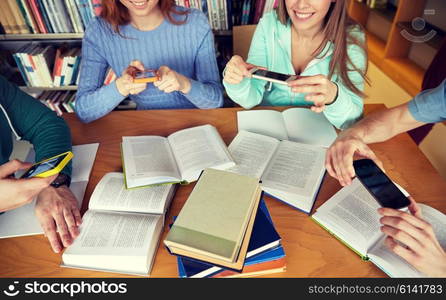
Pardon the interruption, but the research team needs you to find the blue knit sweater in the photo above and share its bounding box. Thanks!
[75,8,223,123]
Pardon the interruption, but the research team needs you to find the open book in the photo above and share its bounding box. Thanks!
[237,108,337,148]
[227,130,326,214]
[62,172,176,275]
[122,124,235,188]
[312,178,446,277]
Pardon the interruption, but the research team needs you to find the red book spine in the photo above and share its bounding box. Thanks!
[27,0,47,33]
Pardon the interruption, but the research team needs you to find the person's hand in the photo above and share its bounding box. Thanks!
[35,185,82,253]
[325,131,383,186]
[0,160,56,212]
[379,197,446,277]
[288,75,338,113]
[223,55,256,85]
[115,60,148,97]
[153,66,191,94]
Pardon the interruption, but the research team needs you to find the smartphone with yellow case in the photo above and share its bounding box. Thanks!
[20,151,73,179]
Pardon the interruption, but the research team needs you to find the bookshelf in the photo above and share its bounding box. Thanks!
[348,0,446,97]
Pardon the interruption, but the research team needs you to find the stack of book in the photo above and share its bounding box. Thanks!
[35,90,76,115]
[174,0,277,31]
[176,199,286,278]
[13,45,81,87]
[0,0,102,35]
[164,168,286,278]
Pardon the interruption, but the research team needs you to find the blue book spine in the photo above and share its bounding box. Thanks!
[70,56,81,85]
[12,54,29,86]
[37,0,54,33]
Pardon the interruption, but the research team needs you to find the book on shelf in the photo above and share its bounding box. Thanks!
[176,198,285,278]
[311,178,446,278]
[13,44,81,88]
[0,0,101,34]
[121,124,235,189]
[164,168,262,271]
[61,172,177,276]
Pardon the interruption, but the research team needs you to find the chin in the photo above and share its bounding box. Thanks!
[121,0,157,15]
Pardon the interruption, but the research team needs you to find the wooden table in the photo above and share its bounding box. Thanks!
[1,104,445,278]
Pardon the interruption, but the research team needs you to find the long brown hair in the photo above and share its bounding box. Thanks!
[101,0,188,34]
[276,0,368,98]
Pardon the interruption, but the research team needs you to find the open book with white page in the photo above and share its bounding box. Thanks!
[227,130,326,214]
[237,108,337,148]
[62,172,176,275]
[121,124,235,189]
[312,178,446,277]
[0,143,99,238]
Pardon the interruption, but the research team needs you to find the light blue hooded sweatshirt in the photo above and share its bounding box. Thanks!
[223,11,367,129]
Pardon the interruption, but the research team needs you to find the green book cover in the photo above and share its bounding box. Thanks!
[311,216,370,261]
[165,168,260,262]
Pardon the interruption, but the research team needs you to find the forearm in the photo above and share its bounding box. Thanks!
[75,81,125,123]
[223,77,264,109]
[345,103,424,143]
[182,78,223,108]
[323,83,364,129]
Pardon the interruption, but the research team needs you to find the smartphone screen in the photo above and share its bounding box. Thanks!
[21,155,66,179]
[252,69,291,82]
[353,159,410,209]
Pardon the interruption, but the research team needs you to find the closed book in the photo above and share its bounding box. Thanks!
[165,168,262,270]
[177,198,283,278]
[28,0,48,33]
[53,0,74,32]
[0,3,14,33]
[0,0,20,34]
[12,53,30,86]
[17,0,39,33]
[7,0,30,33]
[64,0,84,32]
[37,0,54,33]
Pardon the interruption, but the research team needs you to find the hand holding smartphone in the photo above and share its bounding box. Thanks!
[127,66,160,84]
[20,151,73,179]
[249,68,298,85]
[353,159,410,209]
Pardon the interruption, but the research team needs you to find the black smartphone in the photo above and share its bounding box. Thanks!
[353,159,410,209]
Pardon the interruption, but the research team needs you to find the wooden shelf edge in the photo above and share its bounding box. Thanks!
[19,86,78,91]
[0,33,84,40]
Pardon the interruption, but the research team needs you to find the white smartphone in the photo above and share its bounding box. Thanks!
[250,68,298,85]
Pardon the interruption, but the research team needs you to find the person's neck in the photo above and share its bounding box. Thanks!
[292,22,324,42]
[130,6,164,31]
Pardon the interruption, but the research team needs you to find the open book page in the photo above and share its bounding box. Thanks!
[227,130,280,179]
[167,125,235,182]
[122,136,181,187]
[88,173,176,215]
[368,204,446,277]
[62,211,163,275]
[260,141,326,210]
[237,110,289,141]
[281,108,337,148]
[312,179,384,256]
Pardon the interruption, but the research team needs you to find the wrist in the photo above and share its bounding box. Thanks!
[326,82,338,106]
[179,75,191,94]
[116,78,129,97]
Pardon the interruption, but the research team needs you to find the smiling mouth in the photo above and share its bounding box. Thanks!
[129,0,148,7]
[294,12,315,20]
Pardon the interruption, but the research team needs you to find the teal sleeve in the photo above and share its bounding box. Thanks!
[324,30,366,129]
[223,20,268,108]
[0,76,72,176]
